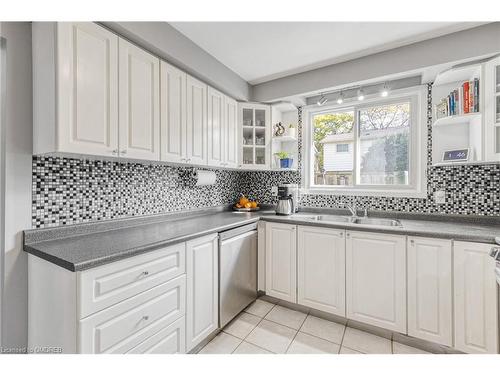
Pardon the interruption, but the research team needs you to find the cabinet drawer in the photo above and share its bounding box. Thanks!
[78,275,185,354]
[78,243,185,318]
[127,316,185,354]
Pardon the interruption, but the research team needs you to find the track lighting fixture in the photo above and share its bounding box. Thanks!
[357,88,365,101]
[317,94,328,106]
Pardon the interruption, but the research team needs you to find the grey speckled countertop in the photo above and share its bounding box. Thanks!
[24,208,500,272]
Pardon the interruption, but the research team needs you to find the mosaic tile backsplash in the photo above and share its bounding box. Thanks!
[32,84,500,228]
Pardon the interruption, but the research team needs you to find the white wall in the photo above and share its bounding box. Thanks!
[0,22,32,351]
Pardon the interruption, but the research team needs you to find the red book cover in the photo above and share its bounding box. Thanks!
[463,81,469,114]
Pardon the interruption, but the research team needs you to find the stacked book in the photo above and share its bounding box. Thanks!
[435,78,480,119]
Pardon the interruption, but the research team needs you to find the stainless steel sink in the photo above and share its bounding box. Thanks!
[352,217,402,227]
[311,215,354,223]
[290,214,402,227]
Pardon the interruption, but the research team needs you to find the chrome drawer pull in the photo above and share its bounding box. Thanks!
[142,315,149,321]
[141,271,149,276]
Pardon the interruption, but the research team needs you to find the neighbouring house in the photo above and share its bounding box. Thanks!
[319,133,354,185]
[319,126,409,186]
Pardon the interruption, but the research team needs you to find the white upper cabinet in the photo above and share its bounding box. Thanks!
[239,103,271,170]
[160,61,187,163]
[224,97,239,168]
[297,226,346,316]
[265,222,297,303]
[454,241,499,354]
[207,87,225,167]
[484,55,500,161]
[53,22,119,157]
[118,39,160,160]
[186,75,208,165]
[407,237,452,346]
[346,231,407,333]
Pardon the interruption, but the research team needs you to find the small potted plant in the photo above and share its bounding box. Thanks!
[275,151,293,169]
[288,123,296,138]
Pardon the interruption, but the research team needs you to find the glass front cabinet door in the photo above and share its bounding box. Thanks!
[485,55,500,161]
[238,103,271,169]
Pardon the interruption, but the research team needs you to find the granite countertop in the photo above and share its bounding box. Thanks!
[24,207,500,272]
[24,210,264,271]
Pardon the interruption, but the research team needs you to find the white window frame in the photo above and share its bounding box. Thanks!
[303,85,427,198]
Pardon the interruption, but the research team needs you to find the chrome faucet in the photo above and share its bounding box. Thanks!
[345,203,358,217]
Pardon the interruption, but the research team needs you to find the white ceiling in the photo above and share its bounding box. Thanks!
[170,22,485,84]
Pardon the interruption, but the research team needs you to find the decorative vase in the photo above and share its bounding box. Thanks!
[280,158,293,169]
[288,127,296,139]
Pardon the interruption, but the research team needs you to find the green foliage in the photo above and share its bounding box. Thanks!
[274,151,290,159]
[313,112,354,171]
[361,133,409,173]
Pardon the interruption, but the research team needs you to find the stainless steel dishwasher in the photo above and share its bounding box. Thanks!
[219,223,258,328]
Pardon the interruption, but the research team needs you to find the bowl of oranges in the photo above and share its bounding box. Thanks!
[233,195,260,212]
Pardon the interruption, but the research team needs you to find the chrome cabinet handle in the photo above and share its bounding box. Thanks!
[186,158,191,163]
[142,315,149,321]
[141,271,149,276]
[120,150,127,155]
[111,149,119,155]
[339,232,344,237]
[410,239,415,245]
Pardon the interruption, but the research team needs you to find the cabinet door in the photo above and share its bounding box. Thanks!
[454,241,498,354]
[224,96,239,168]
[186,75,207,165]
[265,222,296,303]
[57,22,119,157]
[298,226,345,316]
[207,87,225,167]
[186,233,218,351]
[239,103,271,170]
[407,237,452,346]
[484,56,500,162]
[346,231,406,333]
[118,39,160,160]
[160,61,187,163]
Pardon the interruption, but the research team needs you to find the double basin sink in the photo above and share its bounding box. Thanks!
[292,214,402,227]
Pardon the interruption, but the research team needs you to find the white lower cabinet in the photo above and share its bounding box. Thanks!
[186,233,219,351]
[265,222,297,303]
[127,316,186,354]
[454,241,499,354]
[407,237,452,346]
[297,226,345,316]
[346,230,407,333]
[29,234,220,354]
[79,275,186,354]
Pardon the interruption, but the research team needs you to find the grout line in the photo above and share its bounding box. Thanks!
[283,311,309,354]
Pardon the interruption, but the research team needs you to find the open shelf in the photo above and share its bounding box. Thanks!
[433,113,481,127]
[272,135,297,142]
[433,64,481,86]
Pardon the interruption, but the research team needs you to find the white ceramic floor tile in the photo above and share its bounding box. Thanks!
[223,312,262,339]
[287,332,340,354]
[339,346,363,354]
[300,315,346,344]
[341,327,392,354]
[198,332,242,354]
[233,341,273,354]
[245,299,275,318]
[393,342,431,354]
[265,305,307,330]
[245,319,297,354]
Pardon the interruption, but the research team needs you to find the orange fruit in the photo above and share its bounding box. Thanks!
[250,201,258,208]
[235,203,242,208]
[239,196,249,206]
[244,202,252,208]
